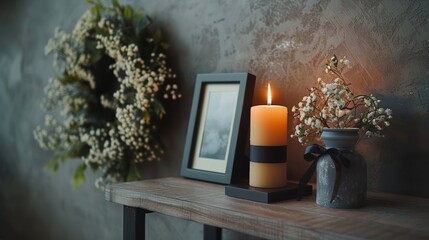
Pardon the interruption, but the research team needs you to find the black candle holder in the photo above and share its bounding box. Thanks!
[225,182,312,203]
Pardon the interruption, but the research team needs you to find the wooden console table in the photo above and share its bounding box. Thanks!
[105,177,429,240]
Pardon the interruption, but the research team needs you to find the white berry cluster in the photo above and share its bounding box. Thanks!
[291,55,392,145]
[34,2,180,190]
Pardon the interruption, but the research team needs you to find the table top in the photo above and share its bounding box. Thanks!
[105,177,429,240]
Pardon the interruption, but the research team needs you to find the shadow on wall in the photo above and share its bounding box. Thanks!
[361,70,429,197]
[0,0,52,239]
[377,79,429,197]
[0,139,53,239]
[378,111,429,197]
[136,20,194,179]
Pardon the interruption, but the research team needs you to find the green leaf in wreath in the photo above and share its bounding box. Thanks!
[90,2,104,17]
[90,4,98,11]
[160,42,170,50]
[133,11,151,37]
[88,162,99,173]
[153,28,162,45]
[142,110,151,124]
[84,39,104,64]
[133,10,144,22]
[153,98,166,118]
[111,0,120,9]
[59,74,77,84]
[71,162,87,189]
[90,50,103,64]
[123,5,132,21]
[127,160,141,181]
[44,156,60,173]
[44,152,70,173]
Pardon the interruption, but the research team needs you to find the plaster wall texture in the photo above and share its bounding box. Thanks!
[1,0,428,239]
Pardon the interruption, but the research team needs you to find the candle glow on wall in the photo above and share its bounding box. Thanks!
[250,84,288,188]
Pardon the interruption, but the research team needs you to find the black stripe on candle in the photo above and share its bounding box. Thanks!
[250,145,287,163]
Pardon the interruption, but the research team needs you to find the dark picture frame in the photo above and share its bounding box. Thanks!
[181,73,255,184]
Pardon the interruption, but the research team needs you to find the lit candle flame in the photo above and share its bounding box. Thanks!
[267,83,272,105]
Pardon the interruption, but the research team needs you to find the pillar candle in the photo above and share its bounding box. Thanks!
[250,84,288,188]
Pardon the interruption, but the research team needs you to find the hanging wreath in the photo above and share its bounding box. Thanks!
[34,0,181,189]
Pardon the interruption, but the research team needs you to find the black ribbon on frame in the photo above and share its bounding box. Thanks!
[296,144,351,202]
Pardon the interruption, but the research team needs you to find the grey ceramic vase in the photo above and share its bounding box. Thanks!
[316,128,367,208]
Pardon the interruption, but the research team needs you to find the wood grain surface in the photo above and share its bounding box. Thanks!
[105,177,429,240]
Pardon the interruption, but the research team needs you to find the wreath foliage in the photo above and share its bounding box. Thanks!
[34,0,180,189]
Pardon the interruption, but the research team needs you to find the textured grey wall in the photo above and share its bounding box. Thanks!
[1,0,428,239]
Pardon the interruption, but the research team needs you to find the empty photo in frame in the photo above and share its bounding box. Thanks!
[192,83,239,173]
[181,73,255,184]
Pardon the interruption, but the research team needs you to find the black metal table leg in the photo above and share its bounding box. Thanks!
[123,206,151,240]
[203,224,221,240]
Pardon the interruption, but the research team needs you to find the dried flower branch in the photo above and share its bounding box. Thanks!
[291,55,392,145]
